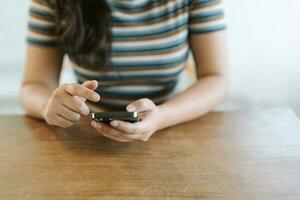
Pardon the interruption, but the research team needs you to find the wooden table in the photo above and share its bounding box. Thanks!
[0,108,300,200]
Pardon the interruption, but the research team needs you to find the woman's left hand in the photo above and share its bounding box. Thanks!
[91,98,163,142]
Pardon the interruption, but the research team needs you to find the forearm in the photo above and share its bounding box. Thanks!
[158,75,229,130]
[20,83,53,119]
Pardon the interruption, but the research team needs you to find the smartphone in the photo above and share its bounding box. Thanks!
[91,111,140,123]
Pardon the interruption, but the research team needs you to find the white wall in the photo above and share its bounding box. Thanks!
[0,0,28,99]
[224,0,300,113]
[1,0,300,114]
[0,1,28,64]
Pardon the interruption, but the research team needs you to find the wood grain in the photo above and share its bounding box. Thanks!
[0,108,300,200]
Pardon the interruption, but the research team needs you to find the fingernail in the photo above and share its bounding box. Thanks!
[111,121,118,127]
[127,105,136,112]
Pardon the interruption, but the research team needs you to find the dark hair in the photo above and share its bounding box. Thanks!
[54,0,112,68]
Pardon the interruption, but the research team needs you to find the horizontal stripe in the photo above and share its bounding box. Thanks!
[111,45,189,67]
[31,0,55,13]
[112,42,187,57]
[29,16,55,28]
[28,22,56,34]
[101,84,173,93]
[72,60,186,76]
[113,24,187,41]
[77,76,178,87]
[189,24,226,34]
[96,83,176,99]
[111,0,189,23]
[107,0,162,11]
[112,30,188,53]
[27,30,57,40]
[192,0,221,7]
[190,9,224,21]
[27,37,58,47]
[74,66,185,81]
[189,18,226,33]
[29,7,55,21]
[113,42,188,58]
[94,89,177,106]
[112,13,189,36]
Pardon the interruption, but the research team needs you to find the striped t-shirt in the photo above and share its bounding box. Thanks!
[27,0,226,110]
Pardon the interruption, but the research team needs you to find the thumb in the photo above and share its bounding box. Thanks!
[126,98,155,113]
[82,80,98,91]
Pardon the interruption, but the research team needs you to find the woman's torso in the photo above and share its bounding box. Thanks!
[75,0,191,110]
[28,0,225,110]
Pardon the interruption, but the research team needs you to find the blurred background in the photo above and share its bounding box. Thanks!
[1,0,300,115]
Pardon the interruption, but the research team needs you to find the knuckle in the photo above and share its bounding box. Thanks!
[139,98,152,107]
[141,98,150,103]
[72,95,79,103]
[65,83,76,94]
[144,98,155,106]
[44,113,54,125]
[61,83,71,91]
[70,84,78,94]
[142,98,151,102]
[52,88,61,98]
[138,100,147,108]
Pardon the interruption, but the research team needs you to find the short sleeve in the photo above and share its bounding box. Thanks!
[188,0,226,34]
[27,0,59,47]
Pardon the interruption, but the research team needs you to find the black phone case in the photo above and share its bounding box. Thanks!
[91,112,140,123]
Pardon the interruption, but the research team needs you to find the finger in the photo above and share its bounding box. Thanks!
[61,95,90,116]
[91,121,132,142]
[110,120,143,135]
[80,80,99,101]
[63,83,100,102]
[82,80,98,91]
[126,98,155,112]
[56,104,81,122]
[53,114,73,128]
[103,123,142,141]
[110,120,151,141]
[94,121,130,140]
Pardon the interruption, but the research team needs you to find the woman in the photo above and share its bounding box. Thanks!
[21,0,229,142]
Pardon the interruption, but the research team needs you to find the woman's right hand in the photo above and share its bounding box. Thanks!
[42,80,100,128]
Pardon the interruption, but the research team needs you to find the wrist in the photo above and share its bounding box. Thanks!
[156,103,170,131]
